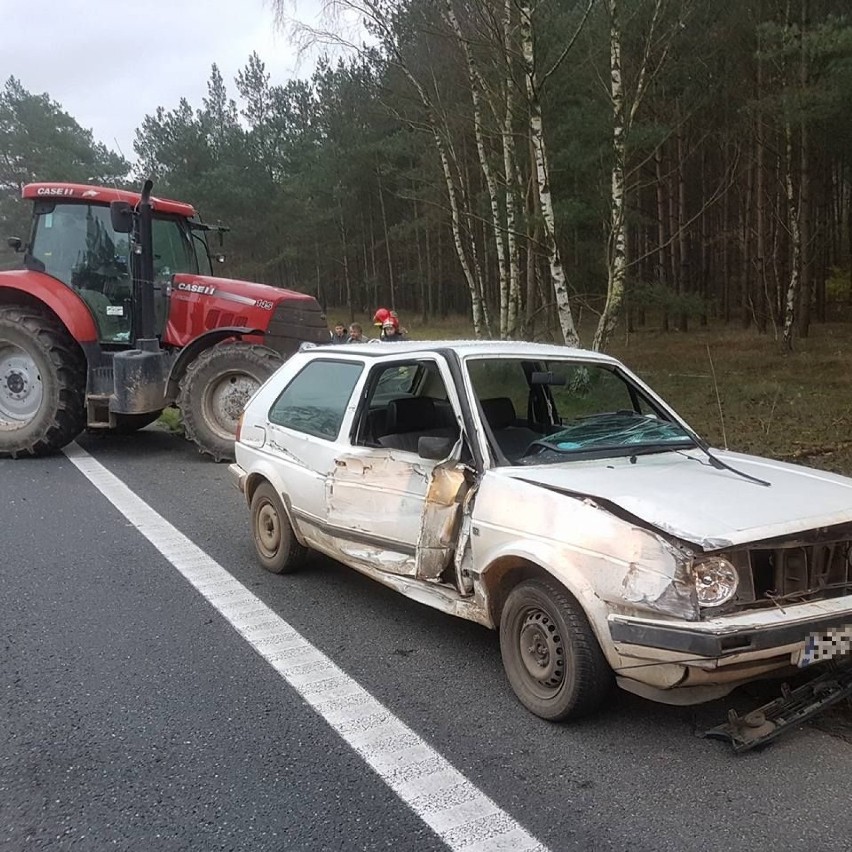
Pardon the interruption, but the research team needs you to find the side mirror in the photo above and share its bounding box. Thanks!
[418,435,453,461]
[6,236,22,252]
[110,200,134,234]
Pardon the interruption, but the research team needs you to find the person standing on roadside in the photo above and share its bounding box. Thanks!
[329,322,348,344]
[347,323,368,343]
[379,316,408,342]
[373,307,408,340]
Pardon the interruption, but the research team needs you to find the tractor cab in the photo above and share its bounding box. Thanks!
[23,185,214,347]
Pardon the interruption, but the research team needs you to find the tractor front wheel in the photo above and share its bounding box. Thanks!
[0,306,86,458]
[178,343,283,462]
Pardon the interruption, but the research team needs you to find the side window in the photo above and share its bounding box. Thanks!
[191,231,213,275]
[151,218,196,280]
[352,360,459,452]
[30,203,132,344]
[268,360,363,441]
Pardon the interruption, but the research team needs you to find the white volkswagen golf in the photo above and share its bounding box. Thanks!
[230,340,852,721]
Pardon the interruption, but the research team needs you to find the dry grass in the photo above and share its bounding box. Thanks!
[342,309,852,476]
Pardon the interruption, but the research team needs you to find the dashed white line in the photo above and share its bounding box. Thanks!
[63,443,548,852]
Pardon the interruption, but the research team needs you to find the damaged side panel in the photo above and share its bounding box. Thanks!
[416,462,469,580]
[471,473,698,622]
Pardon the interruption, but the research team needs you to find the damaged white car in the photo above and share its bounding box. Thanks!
[230,341,852,720]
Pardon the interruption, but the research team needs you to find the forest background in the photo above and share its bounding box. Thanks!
[2,0,852,468]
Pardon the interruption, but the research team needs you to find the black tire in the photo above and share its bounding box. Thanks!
[0,306,86,458]
[250,482,307,574]
[178,343,283,462]
[499,577,612,721]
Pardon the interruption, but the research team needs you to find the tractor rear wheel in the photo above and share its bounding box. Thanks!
[0,306,86,458]
[178,343,283,462]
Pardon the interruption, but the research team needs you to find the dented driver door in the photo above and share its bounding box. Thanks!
[325,447,467,579]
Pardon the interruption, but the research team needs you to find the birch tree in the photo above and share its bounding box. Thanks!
[276,0,494,334]
[592,0,684,351]
[519,0,588,347]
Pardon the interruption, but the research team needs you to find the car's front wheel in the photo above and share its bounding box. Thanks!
[499,577,612,720]
[250,482,307,574]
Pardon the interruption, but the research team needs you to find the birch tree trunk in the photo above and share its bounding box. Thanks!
[445,1,510,337]
[593,0,627,351]
[503,0,522,337]
[782,117,801,350]
[519,0,580,347]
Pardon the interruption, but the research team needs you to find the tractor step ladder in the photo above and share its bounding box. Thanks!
[86,393,115,429]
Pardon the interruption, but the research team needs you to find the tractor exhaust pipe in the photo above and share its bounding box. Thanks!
[135,179,156,343]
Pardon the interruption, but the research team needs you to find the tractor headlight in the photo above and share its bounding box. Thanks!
[693,556,738,607]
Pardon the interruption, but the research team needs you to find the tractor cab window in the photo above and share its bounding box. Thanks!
[30,202,132,344]
[190,230,213,276]
[151,217,197,281]
[150,217,199,338]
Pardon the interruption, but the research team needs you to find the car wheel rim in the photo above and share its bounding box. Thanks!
[0,343,43,429]
[256,501,281,557]
[518,608,565,695]
[203,371,260,442]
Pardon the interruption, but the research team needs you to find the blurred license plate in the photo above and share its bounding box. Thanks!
[794,626,852,668]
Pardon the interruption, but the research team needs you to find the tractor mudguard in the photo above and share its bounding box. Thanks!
[165,326,264,400]
[0,270,98,344]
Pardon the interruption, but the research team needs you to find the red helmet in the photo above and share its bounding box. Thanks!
[373,307,391,326]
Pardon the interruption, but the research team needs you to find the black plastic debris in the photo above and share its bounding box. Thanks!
[704,660,852,753]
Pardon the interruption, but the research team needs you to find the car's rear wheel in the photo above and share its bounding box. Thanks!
[499,577,612,720]
[250,482,307,574]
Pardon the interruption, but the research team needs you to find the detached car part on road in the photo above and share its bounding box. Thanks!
[230,341,852,720]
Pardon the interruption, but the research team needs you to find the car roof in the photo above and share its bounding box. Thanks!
[307,339,621,364]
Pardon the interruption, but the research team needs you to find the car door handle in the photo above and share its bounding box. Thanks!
[334,459,347,467]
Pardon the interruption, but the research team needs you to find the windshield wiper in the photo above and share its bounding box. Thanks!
[677,428,771,487]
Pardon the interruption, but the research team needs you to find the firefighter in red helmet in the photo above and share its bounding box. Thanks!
[373,308,408,341]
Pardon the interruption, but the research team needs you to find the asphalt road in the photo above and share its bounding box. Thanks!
[3,425,852,851]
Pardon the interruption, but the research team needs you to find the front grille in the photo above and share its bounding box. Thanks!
[265,298,329,357]
[732,539,852,609]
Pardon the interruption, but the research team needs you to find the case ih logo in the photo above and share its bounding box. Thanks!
[176,282,216,296]
[36,187,75,197]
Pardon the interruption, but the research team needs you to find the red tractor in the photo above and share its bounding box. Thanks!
[0,180,328,460]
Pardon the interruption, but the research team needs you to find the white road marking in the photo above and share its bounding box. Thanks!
[63,443,548,852]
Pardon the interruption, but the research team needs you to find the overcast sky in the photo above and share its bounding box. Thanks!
[0,0,334,160]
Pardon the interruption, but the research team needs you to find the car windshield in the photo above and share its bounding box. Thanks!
[467,356,694,464]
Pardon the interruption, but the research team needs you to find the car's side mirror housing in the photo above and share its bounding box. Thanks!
[110,200,134,234]
[7,236,22,252]
[418,435,453,461]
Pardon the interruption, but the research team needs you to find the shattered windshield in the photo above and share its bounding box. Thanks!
[534,412,692,455]
[468,356,694,465]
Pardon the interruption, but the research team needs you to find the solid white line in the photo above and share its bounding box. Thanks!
[63,443,548,852]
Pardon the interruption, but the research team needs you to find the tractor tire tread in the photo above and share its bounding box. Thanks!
[0,305,86,458]
[178,342,283,462]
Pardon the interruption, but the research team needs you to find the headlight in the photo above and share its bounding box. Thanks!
[693,557,738,607]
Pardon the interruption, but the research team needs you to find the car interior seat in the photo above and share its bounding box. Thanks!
[377,397,459,453]
[480,397,539,462]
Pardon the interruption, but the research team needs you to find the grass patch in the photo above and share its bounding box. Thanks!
[157,406,184,434]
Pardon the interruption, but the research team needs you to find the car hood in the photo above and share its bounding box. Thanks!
[502,449,852,550]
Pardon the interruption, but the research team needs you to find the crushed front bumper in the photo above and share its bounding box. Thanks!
[607,595,852,696]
